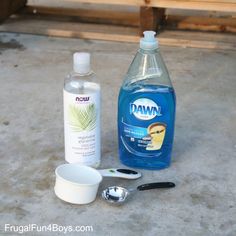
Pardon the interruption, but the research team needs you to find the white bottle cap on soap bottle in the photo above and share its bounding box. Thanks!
[73,52,91,74]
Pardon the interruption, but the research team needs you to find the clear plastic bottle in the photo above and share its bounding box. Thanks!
[118,31,176,170]
[64,52,100,167]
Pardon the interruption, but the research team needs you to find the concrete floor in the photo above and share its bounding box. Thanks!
[0,33,236,236]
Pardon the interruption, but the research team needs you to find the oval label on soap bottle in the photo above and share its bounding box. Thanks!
[130,98,162,120]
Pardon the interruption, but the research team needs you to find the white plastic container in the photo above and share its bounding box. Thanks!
[54,164,102,204]
[64,52,101,167]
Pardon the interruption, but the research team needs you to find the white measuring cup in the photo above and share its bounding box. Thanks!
[54,164,141,204]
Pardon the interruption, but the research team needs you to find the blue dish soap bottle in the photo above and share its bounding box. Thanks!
[118,31,176,170]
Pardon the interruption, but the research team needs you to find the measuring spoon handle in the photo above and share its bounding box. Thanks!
[98,168,142,179]
[137,182,175,191]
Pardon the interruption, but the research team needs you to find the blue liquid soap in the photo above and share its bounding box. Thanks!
[118,31,176,170]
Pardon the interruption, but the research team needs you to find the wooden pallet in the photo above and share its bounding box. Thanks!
[0,0,236,50]
[1,14,235,50]
[21,5,236,33]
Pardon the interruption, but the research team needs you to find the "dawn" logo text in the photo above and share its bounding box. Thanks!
[130,98,161,120]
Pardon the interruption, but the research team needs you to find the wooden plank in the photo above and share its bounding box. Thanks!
[23,5,139,27]
[0,0,27,22]
[0,15,139,42]
[0,15,235,50]
[166,15,236,33]
[153,0,236,12]
[159,30,236,43]
[173,0,236,3]
[63,0,236,12]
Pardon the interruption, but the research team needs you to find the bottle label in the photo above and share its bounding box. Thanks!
[63,89,100,165]
[122,120,166,151]
[120,97,168,154]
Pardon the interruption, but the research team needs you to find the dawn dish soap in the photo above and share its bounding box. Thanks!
[118,31,176,170]
[64,52,100,167]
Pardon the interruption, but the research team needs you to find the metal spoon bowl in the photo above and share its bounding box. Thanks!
[102,186,130,204]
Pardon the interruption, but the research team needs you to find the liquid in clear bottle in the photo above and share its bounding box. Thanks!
[118,31,176,170]
[64,52,100,167]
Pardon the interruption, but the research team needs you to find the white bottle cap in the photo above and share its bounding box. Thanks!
[73,52,91,74]
[140,31,158,50]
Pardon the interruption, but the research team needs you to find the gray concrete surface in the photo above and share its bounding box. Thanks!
[0,33,236,236]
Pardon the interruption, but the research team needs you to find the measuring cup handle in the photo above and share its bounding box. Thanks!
[137,182,175,191]
[98,169,142,179]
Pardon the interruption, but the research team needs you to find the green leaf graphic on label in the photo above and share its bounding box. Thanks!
[68,104,96,132]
